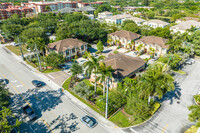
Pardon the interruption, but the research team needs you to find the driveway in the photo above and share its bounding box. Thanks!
[44,71,70,86]
[123,60,200,133]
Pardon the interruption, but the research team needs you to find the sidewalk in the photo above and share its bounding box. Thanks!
[7,47,124,133]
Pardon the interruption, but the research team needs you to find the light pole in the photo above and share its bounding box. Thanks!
[35,43,42,71]
[105,77,109,119]
[17,36,24,60]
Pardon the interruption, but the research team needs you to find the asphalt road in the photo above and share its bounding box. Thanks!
[0,45,110,133]
[123,60,200,133]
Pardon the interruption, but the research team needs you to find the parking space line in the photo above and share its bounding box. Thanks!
[1,73,54,133]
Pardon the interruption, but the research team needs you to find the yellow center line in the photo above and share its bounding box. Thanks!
[1,74,54,133]
[161,124,168,133]
[54,73,68,79]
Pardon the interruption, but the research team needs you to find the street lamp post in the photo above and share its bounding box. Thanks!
[35,43,42,71]
[105,77,109,119]
[17,36,24,60]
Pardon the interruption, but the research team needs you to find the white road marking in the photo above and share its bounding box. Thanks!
[16,85,23,87]
[48,74,55,79]
[29,125,36,133]
[11,80,18,83]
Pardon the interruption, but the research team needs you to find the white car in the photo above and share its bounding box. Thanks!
[11,42,19,46]
[185,58,195,65]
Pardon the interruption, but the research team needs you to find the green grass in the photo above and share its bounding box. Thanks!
[185,126,198,133]
[110,102,161,127]
[42,68,61,73]
[62,77,72,90]
[6,45,29,56]
[109,111,131,127]
[150,102,161,115]
[174,70,187,74]
[62,78,104,116]
[25,60,37,68]
[82,79,93,87]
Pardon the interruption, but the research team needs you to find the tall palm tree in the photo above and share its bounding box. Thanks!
[139,62,175,101]
[97,62,114,96]
[188,105,200,127]
[83,54,105,94]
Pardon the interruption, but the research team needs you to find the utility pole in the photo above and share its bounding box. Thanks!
[105,77,109,119]
[35,43,42,71]
[17,36,24,60]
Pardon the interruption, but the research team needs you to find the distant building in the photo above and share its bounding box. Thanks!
[22,1,77,14]
[143,19,169,28]
[47,38,88,61]
[98,11,113,19]
[170,20,200,34]
[0,5,33,20]
[105,14,133,24]
[123,6,154,11]
[127,17,146,25]
[0,2,13,9]
[83,13,94,20]
[77,1,104,8]
[108,30,141,49]
[175,17,200,24]
[135,36,169,57]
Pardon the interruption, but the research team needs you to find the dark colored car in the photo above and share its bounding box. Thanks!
[22,105,37,121]
[32,80,42,87]
[81,115,98,128]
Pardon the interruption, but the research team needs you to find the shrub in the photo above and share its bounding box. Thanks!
[194,94,200,105]
[114,50,118,54]
[72,81,94,100]
[150,102,161,115]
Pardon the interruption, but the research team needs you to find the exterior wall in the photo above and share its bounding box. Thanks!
[64,44,87,61]
[135,41,167,56]
[98,13,113,19]
[143,22,168,28]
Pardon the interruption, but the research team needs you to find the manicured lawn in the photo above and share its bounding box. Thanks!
[62,77,71,90]
[82,79,93,87]
[109,111,131,127]
[110,102,161,127]
[42,69,61,73]
[6,45,29,56]
[174,70,186,74]
[185,126,198,133]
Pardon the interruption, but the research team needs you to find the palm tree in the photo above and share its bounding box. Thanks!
[97,62,114,96]
[188,105,200,127]
[83,54,105,94]
[139,62,175,101]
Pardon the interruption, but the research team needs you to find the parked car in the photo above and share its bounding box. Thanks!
[32,80,42,87]
[11,42,19,46]
[58,64,69,70]
[81,115,98,128]
[22,105,37,121]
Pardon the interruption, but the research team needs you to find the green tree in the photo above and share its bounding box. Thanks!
[188,105,200,127]
[139,62,175,100]
[97,62,114,96]
[123,23,139,33]
[70,62,83,79]
[0,107,22,133]
[0,84,12,107]
[146,10,155,19]
[45,5,51,11]
[2,23,23,39]
[45,52,65,69]
[143,0,149,6]
[97,40,104,53]
[83,54,105,94]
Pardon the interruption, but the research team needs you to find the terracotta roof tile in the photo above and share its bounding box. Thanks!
[108,30,141,40]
